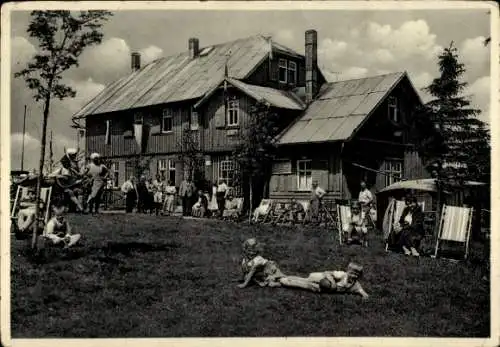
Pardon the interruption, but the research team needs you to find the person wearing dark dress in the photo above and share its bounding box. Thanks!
[398,195,425,257]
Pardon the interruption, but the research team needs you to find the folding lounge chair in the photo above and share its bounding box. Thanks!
[433,204,473,260]
[298,201,309,223]
[253,199,272,223]
[223,197,244,221]
[384,200,406,252]
[11,186,52,239]
[336,204,351,245]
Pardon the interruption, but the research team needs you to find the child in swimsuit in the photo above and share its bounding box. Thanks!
[238,238,320,292]
[307,262,369,299]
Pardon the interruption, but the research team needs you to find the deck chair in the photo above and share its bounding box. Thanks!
[336,204,351,244]
[11,186,52,239]
[223,197,244,221]
[433,205,473,260]
[253,199,272,223]
[384,199,407,252]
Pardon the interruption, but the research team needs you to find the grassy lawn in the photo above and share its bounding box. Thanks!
[11,213,490,338]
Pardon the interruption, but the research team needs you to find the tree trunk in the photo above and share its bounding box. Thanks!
[32,94,51,249]
[248,176,253,223]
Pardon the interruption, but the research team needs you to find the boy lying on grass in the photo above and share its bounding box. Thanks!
[40,199,81,249]
[306,262,369,299]
[238,238,369,299]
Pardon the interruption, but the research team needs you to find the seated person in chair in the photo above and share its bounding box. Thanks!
[288,198,305,223]
[398,195,424,257]
[17,188,44,233]
[42,199,81,249]
[343,201,368,246]
[192,190,209,218]
[223,194,240,218]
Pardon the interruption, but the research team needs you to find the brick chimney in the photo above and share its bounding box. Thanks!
[131,52,141,71]
[305,29,318,104]
[189,38,200,59]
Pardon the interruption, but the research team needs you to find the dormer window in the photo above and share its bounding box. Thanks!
[388,96,399,123]
[162,109,173,133]
[190,108,199,130]
[278,59,288,83]
[227,98,239,126]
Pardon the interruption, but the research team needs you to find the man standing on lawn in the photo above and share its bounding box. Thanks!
[216,179,229,218]
[179,175,196,216]
[309,181,325,224]
[121,176,138,213]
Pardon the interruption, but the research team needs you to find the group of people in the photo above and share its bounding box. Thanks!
[120,175,240,219]
[120,174,177,215]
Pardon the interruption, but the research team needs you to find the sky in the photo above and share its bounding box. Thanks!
[9,8,492,171]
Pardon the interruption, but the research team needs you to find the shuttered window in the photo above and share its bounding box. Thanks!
[288,61,297,85]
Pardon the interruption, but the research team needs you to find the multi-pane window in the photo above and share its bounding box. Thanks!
[190,108,199,131]
[388,96,399,123]
[384,160,403,187]
[110,162,119,188]
[296,160,312,191]
[288,61,297,85]
[158,159,176,185]
[168,159,176,185]
[219,160,235,187]
[278,58,288,83]
[162,109,173,132]
[227,99,239,126]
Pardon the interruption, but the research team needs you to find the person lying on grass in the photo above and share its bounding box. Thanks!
[238,238,320,292]
[40,199,81,249]
[306,262,369,300]
[238,238,369,299]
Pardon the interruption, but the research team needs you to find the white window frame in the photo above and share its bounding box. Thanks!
[219,160,235,187]
[288,61,297,85]
[110,162,119,189]
[168,159,176,184]
[190,108,199,131]
[227,99,239,127]
[384,160,403,187]
[278,58,288,83]
[388,96,399,123]
[296,159,312,191]
[162,109,173,133]
[158,159,168,175]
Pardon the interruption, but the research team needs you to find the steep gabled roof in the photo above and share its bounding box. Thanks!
[193,77,305,111]
[276,72,416,145]
[74,35,304,118]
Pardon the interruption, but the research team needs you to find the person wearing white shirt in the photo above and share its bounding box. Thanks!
[309,181,326,224]
[121,176,138,213]
[216,179,229,218]
[358,181,373,209]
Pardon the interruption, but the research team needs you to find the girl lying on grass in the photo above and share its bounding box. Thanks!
[238,238,369,299]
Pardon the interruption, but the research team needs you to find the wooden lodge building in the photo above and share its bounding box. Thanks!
[73,30,429,205]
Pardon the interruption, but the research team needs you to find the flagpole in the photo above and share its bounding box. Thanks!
[21,105,27,171]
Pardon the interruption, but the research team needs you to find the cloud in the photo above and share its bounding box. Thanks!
[467,76,491,123]
[274,29,300,51]
[366,20,442,61]
[139,45,164,65]
[340,66,368,80]
[11,132,77,171]
[64,78,106,114]
[11,36,36,68]
[411,71,434,89]
[460,36,490,79]
[318,38,349,60]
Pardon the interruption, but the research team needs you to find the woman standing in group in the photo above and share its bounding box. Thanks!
[84,153,108,214]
